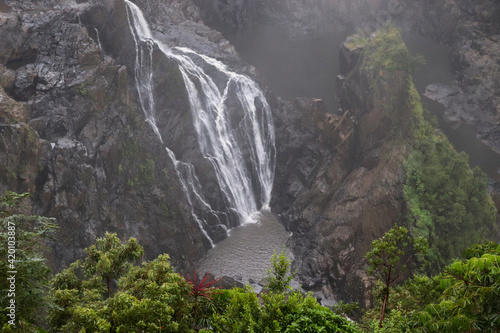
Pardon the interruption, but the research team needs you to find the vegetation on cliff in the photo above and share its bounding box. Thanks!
[363,228,500,332]
[355,25,498,332]
[359,25,496,274]
[403,57,496,276]
[0,192,57,331]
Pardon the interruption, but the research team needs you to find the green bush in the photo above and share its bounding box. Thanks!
[404,95,497,274]
[0,192,57,331]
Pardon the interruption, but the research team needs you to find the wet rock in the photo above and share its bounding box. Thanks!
[339,35,364,75]
[215,275,245,289]
[0,0,228,273]
[424,83,460,103]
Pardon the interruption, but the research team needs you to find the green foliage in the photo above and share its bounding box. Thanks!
[355,26,425,134]
[208,287,260,332]
[388,275,442,315]
[365,225,428,328]
[331,300,360,318]
[345,33,368,50]
[185,271,222,330]
[209,287,359,333]
[365,308,417,333]
[48,236,197,332]
[111,254,193,332]
[362,242,500,332]
[366,225,428,280]
[47,233,145,332]
[404,113,497,274]
[264,248,295,293]
[362,274,443,332]
[382,31,499,276]
[47,240,357,332]
[361,25,425,80]
[80,232,144,296]
[207,251,359,333]
[77,82,88,96]
[284,297,360,333]
[419,242,500,332]
[0,192,57,330]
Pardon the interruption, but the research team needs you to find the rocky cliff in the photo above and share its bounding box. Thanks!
[0,0,255,271]
[194,0,500,304]
[1,0,498,310]
[197,0,500,178]
[270,33,414,306]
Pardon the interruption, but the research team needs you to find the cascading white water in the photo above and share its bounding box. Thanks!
[170,48,275,223]
[126,0,215,246]
[125,1,276,242]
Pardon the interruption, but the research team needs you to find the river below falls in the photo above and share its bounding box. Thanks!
[199,210,293,289]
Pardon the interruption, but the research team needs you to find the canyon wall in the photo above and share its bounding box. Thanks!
[0,0,250,271]
[1,0,498,309]
[195,0,500,304]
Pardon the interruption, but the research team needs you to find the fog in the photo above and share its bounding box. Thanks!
[225,25,349,113]
[222,23,500,181]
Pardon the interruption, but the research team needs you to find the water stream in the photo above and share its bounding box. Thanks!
[125,1,277,247]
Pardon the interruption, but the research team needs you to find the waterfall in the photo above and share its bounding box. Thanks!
[125,1,276,243]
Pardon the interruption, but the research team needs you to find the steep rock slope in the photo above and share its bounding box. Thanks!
[272,33,411,306]
[0,0,251,270]
[196,0,500,174]
[274,27,495,307]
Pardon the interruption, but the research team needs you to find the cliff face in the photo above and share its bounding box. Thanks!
[194,0,500,302]
[1,0,497,308]
[196,0,500,167]
[271,34,415,305]
[0,0,249,271]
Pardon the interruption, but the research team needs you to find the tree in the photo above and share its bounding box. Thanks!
[365,225,428,328]
[48,234,197,332]
[264,248,295,293]
[80,231,144,297]
[420,242,500,332]
[0,191,57,330]
[47,232,144,331]
[110,254,193,332]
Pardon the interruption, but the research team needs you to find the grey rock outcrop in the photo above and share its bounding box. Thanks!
[269,34,412,305]
[0,0,257,271]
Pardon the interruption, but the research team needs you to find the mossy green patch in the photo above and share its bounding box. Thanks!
[361,25,425,81]
[120,138,156,188]
[360,25,497,275]
[404,109,497,274]
[403,56,495,275]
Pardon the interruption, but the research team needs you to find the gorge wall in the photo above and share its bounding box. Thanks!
[0,0,253,271]
[0,0,498,310]
[196,0,500,171]
[195,0,500,305]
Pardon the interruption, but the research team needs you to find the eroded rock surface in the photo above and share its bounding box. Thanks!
[0,0,255,271]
